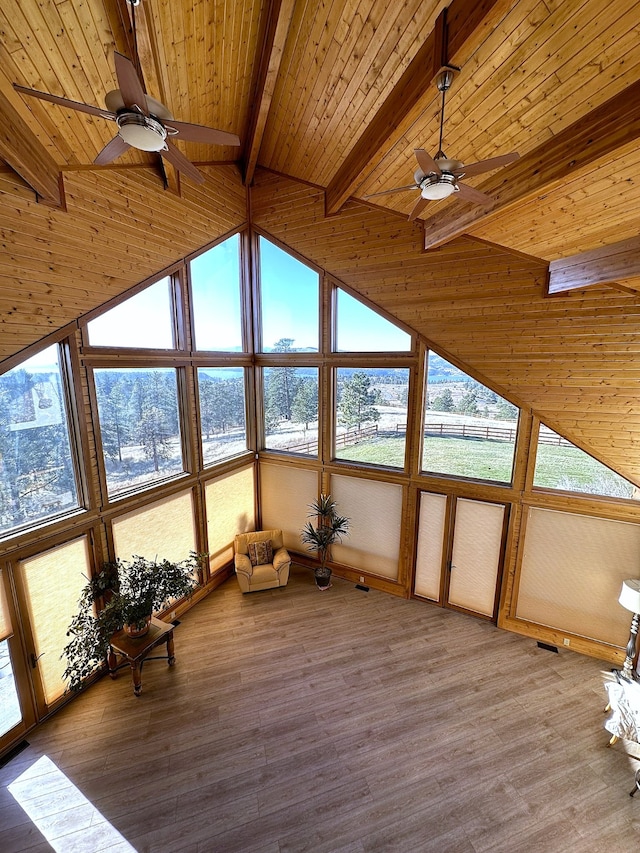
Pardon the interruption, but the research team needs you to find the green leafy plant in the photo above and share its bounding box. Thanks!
[62,552,203,692]
[301,494,350,584]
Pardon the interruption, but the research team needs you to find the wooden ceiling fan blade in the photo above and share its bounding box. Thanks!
[167,120,240,147]
[454,152,520,178]
[114,51,148,112]
[161,141,205,184]
[94,135,131,165]
[13,84,115,119]
[414,149,441,175]
[456,182,496,208]
[408,196,431,220]
[364,184,417,199]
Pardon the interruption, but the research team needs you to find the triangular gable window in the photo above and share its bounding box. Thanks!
[335,289,411,352]
[533,424,636,499]
[86,277,173,348]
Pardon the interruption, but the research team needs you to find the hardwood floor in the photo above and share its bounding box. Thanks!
[1,566,640,853]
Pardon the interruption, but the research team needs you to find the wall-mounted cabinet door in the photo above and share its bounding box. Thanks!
[414,493,507,620]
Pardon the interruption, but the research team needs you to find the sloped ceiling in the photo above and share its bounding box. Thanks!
[1,0,640,480]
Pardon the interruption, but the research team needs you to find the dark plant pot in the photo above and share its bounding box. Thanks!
[123,615,151,638]
[314,567,332,590]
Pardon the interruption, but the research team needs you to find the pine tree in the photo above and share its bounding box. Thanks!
[338,371,380,430]
[291,378,318,432]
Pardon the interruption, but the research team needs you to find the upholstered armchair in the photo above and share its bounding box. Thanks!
[233,529,291,593]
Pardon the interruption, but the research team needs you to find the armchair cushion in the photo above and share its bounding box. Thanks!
[248,539,273,567]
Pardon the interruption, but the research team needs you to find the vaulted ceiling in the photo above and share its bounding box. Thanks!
[1,0,640,479]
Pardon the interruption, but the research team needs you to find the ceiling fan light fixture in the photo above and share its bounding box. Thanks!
[420,172,457,200]
[116,113,167,151]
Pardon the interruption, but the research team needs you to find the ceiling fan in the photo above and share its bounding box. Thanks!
[364,67,519,220]
[13,2,239,185]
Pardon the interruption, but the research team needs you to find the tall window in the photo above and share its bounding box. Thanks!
[197,367,247,465]
[334,367,408,468]
[335,289,411,352]
[190,234,243,352]
[422,354,517,484]
[263,367,318,455]
[259,237,319,352]
[533,424,636,499]
[94,368,184,497]
[86,278,174,349]
[0,345,79,536]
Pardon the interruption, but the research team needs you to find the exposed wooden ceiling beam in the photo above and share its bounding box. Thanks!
[547,236,640,295]
[242,0,296,187]
[423,78,640,250]
[324,0,513,216]
[0,86,63,208]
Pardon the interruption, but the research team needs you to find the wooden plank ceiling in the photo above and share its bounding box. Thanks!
[1,0,640,474]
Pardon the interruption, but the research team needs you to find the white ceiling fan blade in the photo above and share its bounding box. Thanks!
[94,135,131,165]
[364,184,417,199]
[414,149,441,175]
[456,182,496,208]
[13,84,115,120]
[114,52,148,113]
[408,196,431,220]
[454,152,520,178]
[161,141,205,184]
[167,120,240,147]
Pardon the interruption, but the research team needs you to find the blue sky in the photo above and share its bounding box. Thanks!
[64,234,411,354]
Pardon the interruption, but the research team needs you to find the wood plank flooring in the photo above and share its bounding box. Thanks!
[1,566,640,853]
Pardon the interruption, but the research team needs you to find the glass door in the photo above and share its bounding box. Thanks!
[447,498,507,618]
[414,492,508,620]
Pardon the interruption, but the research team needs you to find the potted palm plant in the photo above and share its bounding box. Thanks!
[301,494,350,590]
[62,552,202,692]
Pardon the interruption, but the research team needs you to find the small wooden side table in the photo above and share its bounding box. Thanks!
[108,616,176,696]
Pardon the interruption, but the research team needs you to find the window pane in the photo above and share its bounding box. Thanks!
[0,640,21,736]
[334,368,408,468]
[259,237,319,352]
[19,536,91,705]
[516,507,638,644]
[422,354,517,484]
[259,463,317,552]
[94,368,184,497]
[330,474,402,580]
[263,367,318,455]
[533,425,636,499]
[205,467,255,571]
[0,345,79,536]
[336,289,411,352]
[112,491,197,564]
[86,278,174,348]
[191,235,243,352]
[198,368,247,465]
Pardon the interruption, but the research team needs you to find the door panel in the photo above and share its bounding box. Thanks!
[414,492,448,601]
[448,498,505,617]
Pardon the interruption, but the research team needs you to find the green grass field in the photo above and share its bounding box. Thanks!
[335,435,634,497]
